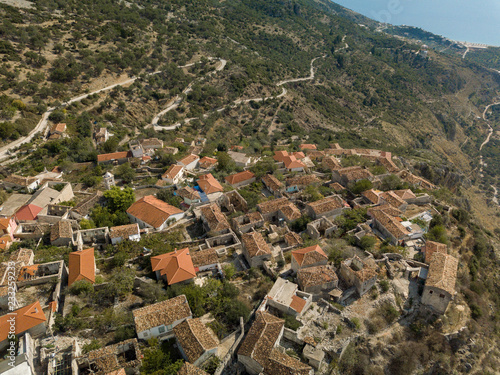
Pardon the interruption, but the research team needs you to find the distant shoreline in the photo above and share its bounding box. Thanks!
[332,0,500,47]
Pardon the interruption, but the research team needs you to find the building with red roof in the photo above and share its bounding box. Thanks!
[0,301,47,349]
[197,174,223,195]
[291,245,328,273]
[151,248,196,285]
[224,170,256,188]
[126,195,184,231]
[15,204,43,221]
[68,248,96,287]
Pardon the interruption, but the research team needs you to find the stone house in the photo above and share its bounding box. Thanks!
[370,209,410,245]
[132,295,192,340]
[50,220,74,247]
[109,223,141,244]
[0,301,46,351]
[162,164,185,185]
[151,248,196,285]
[177,154,200,171]
[200,203,230,235]
[241,231,272,268]
[174,318,218,367]
[339,256,378,296]
[265,277,312,317]
[291,245,328,273]
[297,265,338,295]
[261,174,284,197]
[224,170,256,188]
[305,195,349,219]
[238,311,285,375]
[126,195,184,231]
[285,175,319,193]
[421,252,458,314]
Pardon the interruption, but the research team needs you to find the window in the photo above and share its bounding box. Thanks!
[429,290,433,294]
[439,294,445,298]
[143,332,148,337]
[158,326,165,333]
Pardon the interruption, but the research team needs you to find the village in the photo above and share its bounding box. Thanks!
[0,129,462,375]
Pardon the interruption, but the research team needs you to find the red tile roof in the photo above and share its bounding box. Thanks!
[198,156,218,169]
[299,144,317,150]
[50,123,66,133]
[151,248,196,285]
[273,151,289,162]
[225,170,255,185]
[162,164,184,180]
[178,154,199,166]
[0,301,46,342]
[292,245,328,267]
[283,155,305,169]
[97,151,131,163]
[290,295,307,313]
[15,204,43,221]
[424,241,447,264]
[197,174,223,194]
[126,195,183,229]
[68,248,95,286]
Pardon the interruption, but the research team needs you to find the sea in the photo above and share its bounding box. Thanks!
[332,0,500,46]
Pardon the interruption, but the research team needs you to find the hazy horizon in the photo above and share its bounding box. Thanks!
[332,0,500,46]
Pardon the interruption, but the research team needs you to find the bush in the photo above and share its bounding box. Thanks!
[360,235,376,250]
[379,280,390,293]
[379,302,399,324]
[284,314,302,331]
[82,339,101,354]
[350,317,361,330]
[69,280,94,296]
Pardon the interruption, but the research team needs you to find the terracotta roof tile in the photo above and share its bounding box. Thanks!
[15,204,43,221]
[284,231,303,247]
[68,248,95,286]
[426,252,458,295]
[162,164,184,180]
[423,241,447,264]
[151,248,196,285]
[126,195,183,229]
[198,157,218,169]
[197,174,223,194]
[200,203,230,233]
[297,265,338,288]
[393,189,417,201]
[50,220,73,242]
[177,362,209,375]
[265,348,313,375]
[109,223,140,240]
[283,155,305,169]
[279,202,301,221]
[292,245,328,267]
[133,295,192,333]
[97,151,131,163]
[241,231,271,258]
[371,209,410,240]
[322,156,342,170]
[173,318,218,363]
[380,191,406,209]
[191,248,218,268]
[306,195,345,216]
[50,123,66,133]
[286,174,319,187]
[262,174,283,192]
[361,189,381,205]
[177,186,201,201]
[0,301,46,342]
[273,151,289,162]
[238,312,284,367]
[299,144,317,150]
[178,154,199,167]
[225,170,255,185]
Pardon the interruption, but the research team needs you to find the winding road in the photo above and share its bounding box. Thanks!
[479,100,500,206]
[0,58,226,164]
[152,54,326,131]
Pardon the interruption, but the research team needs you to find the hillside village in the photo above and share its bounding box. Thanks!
[0,134,471,375]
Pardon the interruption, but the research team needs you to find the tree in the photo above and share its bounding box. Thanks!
[115,163,136,184]
[156,189,182,207]
[304,185,323,202]
[103,186,135,213]
[381,174,403,191]
[360,236,376,250]
[216,152,235,173]
[350,179,373,194]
